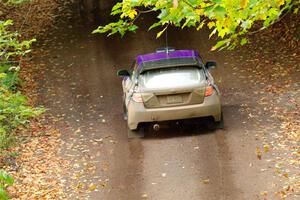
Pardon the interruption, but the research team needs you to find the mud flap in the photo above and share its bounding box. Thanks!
[127,127,145,139]
[209,112,224,130]
[216,112,224,129]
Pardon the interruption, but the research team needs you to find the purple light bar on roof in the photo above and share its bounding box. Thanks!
[136,50,199,65]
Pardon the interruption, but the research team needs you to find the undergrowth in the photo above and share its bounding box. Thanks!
[0,19,43,199]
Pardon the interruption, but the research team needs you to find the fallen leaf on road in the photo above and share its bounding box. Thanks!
[100,181,107,188]
[141,193,148,198]
[263,144,270,153]
[88,183,97,191]
[256,147,262,160]
[202,179,210,184]
[260,191,268,196]
[282,173,289,178]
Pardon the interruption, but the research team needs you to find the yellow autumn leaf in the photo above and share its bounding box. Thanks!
[207,21,215,29]
[202,179,210,184]
[128,9,137,19]
[260,191,268,196]
[76,182,84,189]
[88,183,97,191]
[197,20,206,30]
[276,0,285,7]
[263,144,270,153]
[222,18,231,27]
[255,147,262,160]
[195,9,203,15]
[280,190,287,198]
[156,26,168,38]
[218,28,229,38]
[282,173,289,178]
[240,0,248,9]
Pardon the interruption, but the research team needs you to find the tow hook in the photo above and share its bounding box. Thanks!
[153,124,160,132]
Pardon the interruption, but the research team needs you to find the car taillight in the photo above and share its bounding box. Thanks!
[132,93,143,103]
[205,86,214,97]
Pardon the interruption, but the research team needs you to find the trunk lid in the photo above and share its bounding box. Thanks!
[138,66,206,108]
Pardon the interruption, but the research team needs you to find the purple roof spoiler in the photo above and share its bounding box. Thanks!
[136,50,199,65]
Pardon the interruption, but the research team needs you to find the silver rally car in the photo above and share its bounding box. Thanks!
[117,49,223,135]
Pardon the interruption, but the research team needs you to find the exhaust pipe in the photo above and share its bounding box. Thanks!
[153,124,160,131]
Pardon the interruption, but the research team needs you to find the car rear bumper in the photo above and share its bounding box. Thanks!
[127,93,221,130]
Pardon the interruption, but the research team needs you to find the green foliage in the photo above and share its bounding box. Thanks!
[92,20,138,37]
[0,3,39,200]
[94,0,300,50]
[0,73,45,151]
[0,19,43,153]
[0,64,20,91]
[0,20,36,61]
[0,170,13,200]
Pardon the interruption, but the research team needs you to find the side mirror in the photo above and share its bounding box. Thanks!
[205,61,217,69]
[117,69,130,77]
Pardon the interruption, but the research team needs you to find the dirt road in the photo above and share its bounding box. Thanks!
[36,5,285,200]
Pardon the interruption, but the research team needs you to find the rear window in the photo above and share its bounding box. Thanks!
[139,66,204,89]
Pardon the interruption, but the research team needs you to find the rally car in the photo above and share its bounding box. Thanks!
[117,48,223,136]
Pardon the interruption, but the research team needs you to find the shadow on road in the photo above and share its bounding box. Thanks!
[142,120,220,139]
